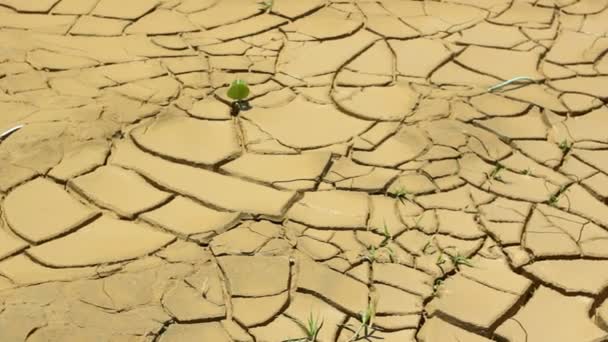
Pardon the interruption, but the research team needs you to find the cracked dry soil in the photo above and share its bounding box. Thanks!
[0,0,608,341]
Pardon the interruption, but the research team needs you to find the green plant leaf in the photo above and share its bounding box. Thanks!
[227,79,250,101]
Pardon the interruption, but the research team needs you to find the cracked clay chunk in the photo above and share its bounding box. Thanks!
[417,317,493,342]
[70,165,172,218]
[287,190,369,229]
[389,39,452,78]
[333,83,418,121]
[141,196,240,241]
[277,29,379,79]
[110,140,295,216]
[92,0,160,20]
[187,0,262,29]
[242,96,373,149]
[496,286,608,342]
[162,281,226,322]
[218,255,289,297]
[0,230,27,261]
[125,9,198,35]
[131,116,240,166]
[159,323,231,342]
[456,45,543,81]
[27,216,175,267]
[221,152,331,190]
[426,274,524,329]
[232,292,289,327]
[0,0,60,12]
[297,257,368,315]
[271,0,325,18]
[524,259,608,295]
[352,125,429,167]
[4,178,98,244]
[48,141,110,181]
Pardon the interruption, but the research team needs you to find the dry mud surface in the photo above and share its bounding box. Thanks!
[0,0,608,341]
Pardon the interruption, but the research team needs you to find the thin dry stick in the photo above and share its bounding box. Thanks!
[0,124,24,140]
[488,77,536,92]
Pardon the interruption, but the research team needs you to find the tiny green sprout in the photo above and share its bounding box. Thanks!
[346,299,378,341]
[365,246,377,263]
[558,139,572,154]
[422,238,437,255]
[449,253,474,270]
[432,278,444,294]
[389,186,409,202]
[380,222,392,247]
[489,163,504,181]
[227,79,251,115]
[436,251,446,267]
[259,0,273,12]
[523,168,532,176]
[283,313,323,342]
[306,313,322,341]
[548,184,568,207]
[384,245,396,263]
[412,213,424,230]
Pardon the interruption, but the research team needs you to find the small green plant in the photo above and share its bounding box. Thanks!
[364,222,395,263]
[380,222,392,246]
[412,213,424,230]
[435,250,447,269]
[364,245,378,263]
[434,247,473,273]
[548,185,569,206]
[227,79,251,116]
[259,0,273,12]
[449,253,474,270]
[558,139,572,154]
[341,298,378,341]
[488,163,504,181]
[432,278,444,295]
[284,313,323,342]
[487,76,536,92]
[388,185,410,203]
[422,238,437,255]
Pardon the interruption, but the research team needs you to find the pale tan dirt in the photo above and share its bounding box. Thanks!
[0,0,608,341]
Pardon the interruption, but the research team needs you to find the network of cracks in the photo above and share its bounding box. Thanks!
[1,0,608,341]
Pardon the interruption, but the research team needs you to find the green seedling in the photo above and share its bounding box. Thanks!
[488,76,536,92]
[488,163,504,181]
[432,278,444,294]
[558,139,572,154]
[364,245,377,263]
[436,246,474,270]
[380,222,392,247]
[436,251,447,267]
[342,299,378,341]
[412,213,424,230]
[449,253,474,270]
[389,186,410,203]
[384,245,396,263]
[548,185,569,207]
[284,313,323,342]
[422,238,437,255]
[364,222,396,263]
[259,0,273,12]
[227,79,251,115]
